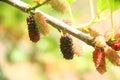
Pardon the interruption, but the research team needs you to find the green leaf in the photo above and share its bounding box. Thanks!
[97,0,120,12]
[66,0,75,4]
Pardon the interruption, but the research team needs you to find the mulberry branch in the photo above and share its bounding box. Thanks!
[0,0,94,46]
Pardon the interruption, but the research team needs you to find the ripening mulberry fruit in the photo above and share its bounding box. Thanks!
[49,0,67,13]
[107,40,120,51]
[60,34,74,59]
[26,15,40,42]
[93,48,106,74]
[104,46,120,66]
[70,35,83,56]
[34,12,49,36]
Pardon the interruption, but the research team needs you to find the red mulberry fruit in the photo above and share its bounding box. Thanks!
[93,48,106,74]
[107,40,120,51]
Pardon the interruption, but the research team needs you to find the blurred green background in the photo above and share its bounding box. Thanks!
[0,0,120,80]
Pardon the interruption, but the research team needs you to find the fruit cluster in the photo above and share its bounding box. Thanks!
[93,40,120,74]
[26,12,49,42]
[26,12,120,74]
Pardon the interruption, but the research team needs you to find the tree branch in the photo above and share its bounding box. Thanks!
[1,0,30,13]
[0,0,94,47]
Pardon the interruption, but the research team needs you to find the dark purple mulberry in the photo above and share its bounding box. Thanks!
[60,34,74,59]
[26,15,40,42]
